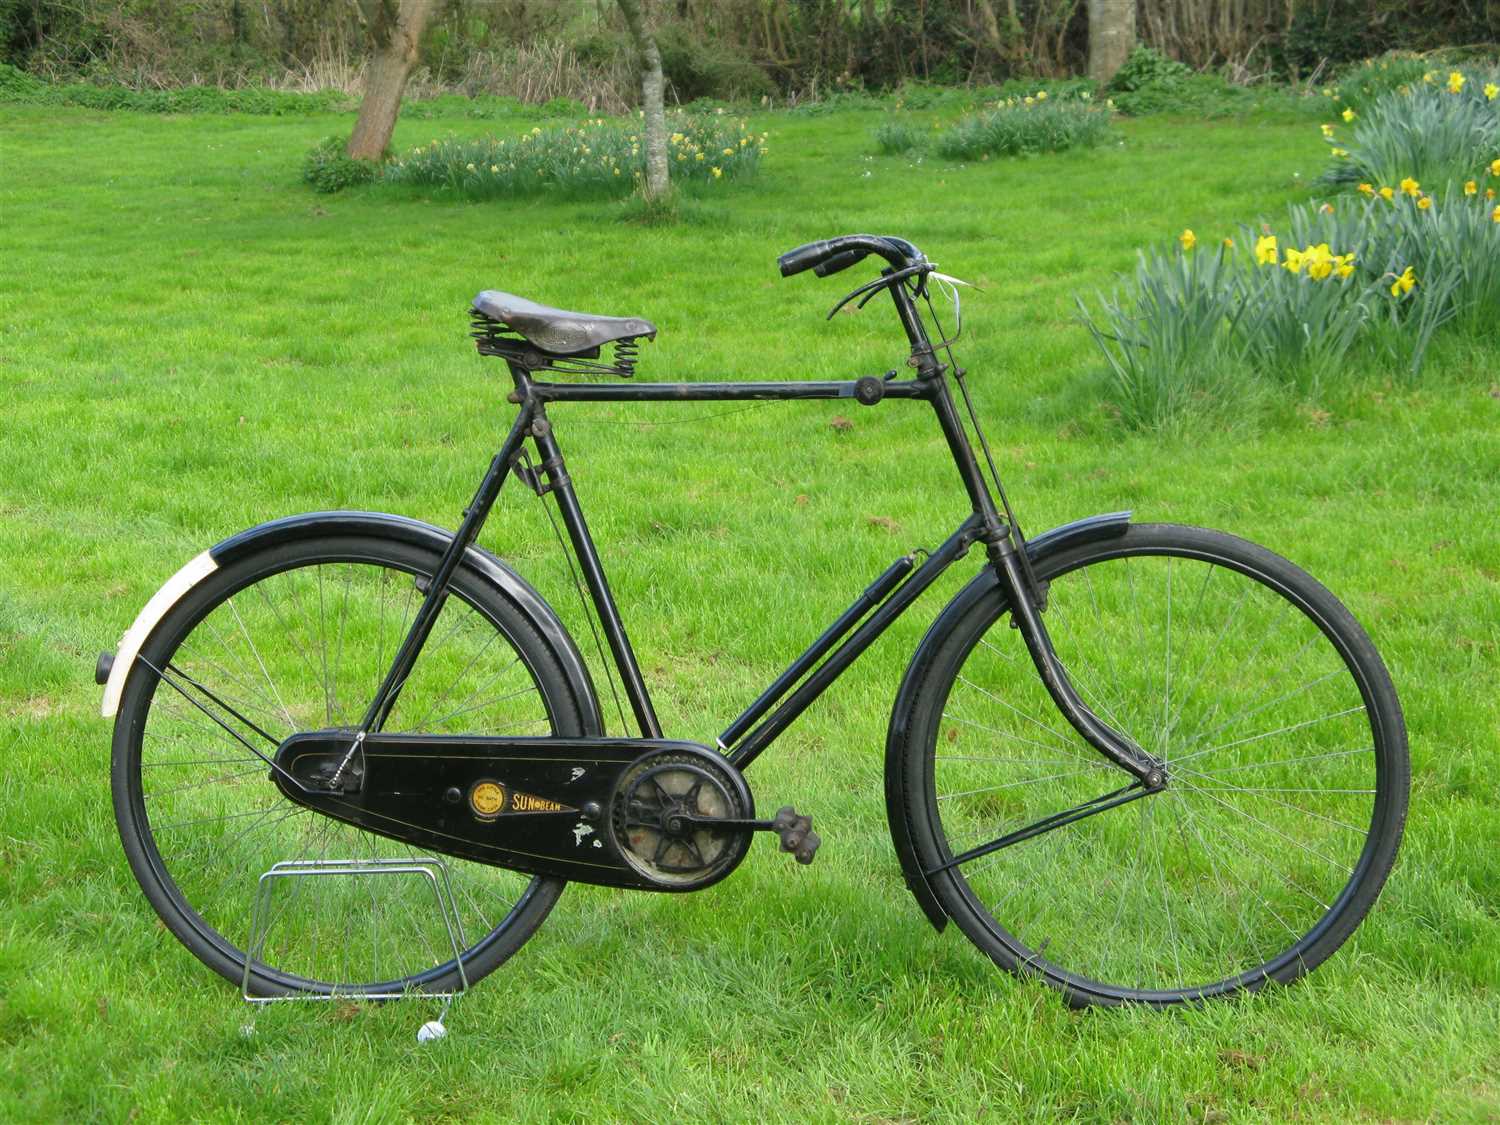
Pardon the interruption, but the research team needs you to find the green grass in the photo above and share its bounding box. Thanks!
[0,100,1497,1122]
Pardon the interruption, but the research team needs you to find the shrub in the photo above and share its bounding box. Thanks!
[1319,67,1500,191]
[934,96,1112,160]
[301,136,378,194]
[0,68,351,115]
[382,113,764,200]
[873,118,927,155]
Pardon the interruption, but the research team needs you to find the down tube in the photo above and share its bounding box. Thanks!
[728,515,982,770]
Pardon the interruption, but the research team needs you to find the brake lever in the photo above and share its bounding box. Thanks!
[826,263,931,320]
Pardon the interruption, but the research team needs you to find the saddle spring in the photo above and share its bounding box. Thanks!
[469,311,642,378]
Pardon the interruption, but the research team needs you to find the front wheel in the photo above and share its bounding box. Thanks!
[111,532,598,998]
[892,523,1409,1006]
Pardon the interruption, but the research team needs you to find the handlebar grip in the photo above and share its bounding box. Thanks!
[778,240,837,277]
[813,249,867,278]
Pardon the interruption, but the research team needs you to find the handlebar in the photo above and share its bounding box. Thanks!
[777,234,926,280]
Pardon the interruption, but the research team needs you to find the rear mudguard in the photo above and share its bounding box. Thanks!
[884,511,1131,931]
[100,510,600,733]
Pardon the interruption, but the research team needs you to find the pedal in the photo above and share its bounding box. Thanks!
[770,806,820,865]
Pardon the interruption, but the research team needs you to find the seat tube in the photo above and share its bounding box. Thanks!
[527,407,663,739]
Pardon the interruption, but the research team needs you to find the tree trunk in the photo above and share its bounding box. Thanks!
[1087,0,1136,84]
[346,0,438,161]
[616,0,669,201]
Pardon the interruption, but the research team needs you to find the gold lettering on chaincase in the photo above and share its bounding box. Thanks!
[508,791,569,813]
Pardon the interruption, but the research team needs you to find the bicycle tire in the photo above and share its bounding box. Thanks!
[111,532,597,997]
[892,523,1408,1006]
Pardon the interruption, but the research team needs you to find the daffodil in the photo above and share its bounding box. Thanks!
[1254,234,1278,265]
[1036,90,1048,100]
[1389,266,1416,297]
[1465,180,1478,195]
[466,162,476,172]
[1334,253,1356,279]
[1222,237,1234,248]
[1400,177,1421,197]
[1417,196,1432,210]
[1486,83,1499,101]
[1379,186,1395,201]
[1491,158,1500,176]
[1447,71,1465,94]
[711,166,723,179]
[1320,123,1335,137]
[1282,247,1305,275]
[1179,229,1196,251]
[1357,182,1374,196]
[1303,243,1335,280]
[1493,206,1500,223]
[1490,188,1498,200]
[1320,202,1335,214]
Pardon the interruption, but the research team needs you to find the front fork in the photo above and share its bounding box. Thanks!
[986,529,1167,789]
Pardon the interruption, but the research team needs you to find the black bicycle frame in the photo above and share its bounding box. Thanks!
[359,277,1162,786]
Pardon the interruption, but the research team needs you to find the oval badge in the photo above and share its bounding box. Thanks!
[469,780,507,820]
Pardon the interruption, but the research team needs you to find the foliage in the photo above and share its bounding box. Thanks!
[1108,45,1191,94]
[1318,66,1500,191]
[301,136,378,195]
[1330,52,1431,115]
[873,118,928,155]
[1080,176,1500,424]
[654,23,776,103]
[379,113,764,200]
[0,64,350,114]
[934,96,1112,160]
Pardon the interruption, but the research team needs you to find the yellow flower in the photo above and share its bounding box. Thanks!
[1464,180,1478,195]
[1331,147,1348,157]
[695,152,704,161]
[1423,71,1435,84]
[1303,243,1334,280]
[1357,182,1374,196]
[1489,188,1497,200]
[1320,123,1335,137]
[1342,107,1356,122]
[1400,177,1420,197]
[1486,83,1499,100]
[1379,186,1394,201]
[723,147,734,156]
[1320,202,1335,213]
[1493,205,1500,222]
[1417,196,1432,210]
[490,164,498,173]
[1024,96,1034,105]
[1282,247,1305,274]
[711,166,723,179]
[1036,90,1048,100]
[466,162,476,172]
[1491,158,1500,175]
[1179,228,1196,251]
[1389,266,1416,297]
[530,126,541,134]
[1222,237,1235,248]
[1334,253,1356,280]
[1447,71,1465,94]
[1254,234,1278,265]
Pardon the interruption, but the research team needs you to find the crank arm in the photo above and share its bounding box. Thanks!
[668,806,821,865]
[924,782,1153,876]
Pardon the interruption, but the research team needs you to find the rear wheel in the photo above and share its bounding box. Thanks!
[894,524,1408,1005]
[112,533,596,997]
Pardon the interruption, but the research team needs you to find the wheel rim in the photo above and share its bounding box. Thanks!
[929,540,1397,1000]
[124,549,565,995]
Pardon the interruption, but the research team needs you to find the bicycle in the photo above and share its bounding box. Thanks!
[99,234,1409,1008]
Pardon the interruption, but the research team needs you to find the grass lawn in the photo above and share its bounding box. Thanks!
[1,98,1497,1121]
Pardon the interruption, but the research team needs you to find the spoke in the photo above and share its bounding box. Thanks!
[953,675,1078,751]
[227,597,296,729]
[1171,705,1366,768]
[937,764,1110,801]
[942,710,1101,765]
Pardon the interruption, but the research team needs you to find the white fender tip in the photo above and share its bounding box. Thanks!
[101,551,219,718]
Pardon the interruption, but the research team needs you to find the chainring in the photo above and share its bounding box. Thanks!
[610,748,754,890]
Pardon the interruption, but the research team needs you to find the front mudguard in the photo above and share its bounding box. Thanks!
[883,511,1132,931]
[99,510,600,733]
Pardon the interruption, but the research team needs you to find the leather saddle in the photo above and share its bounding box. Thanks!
[472,291,657,356]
